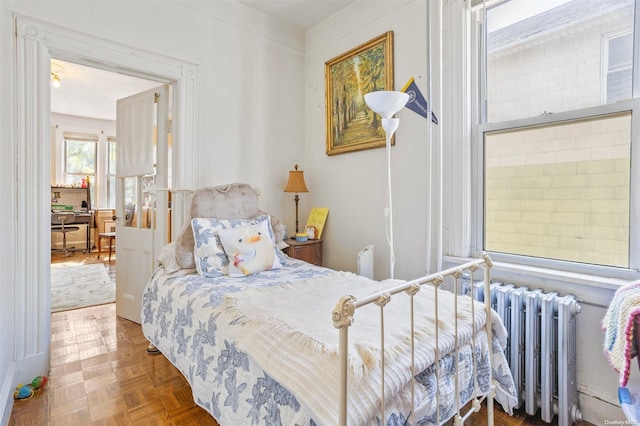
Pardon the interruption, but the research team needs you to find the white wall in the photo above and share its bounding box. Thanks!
[0,2,16,424]
[304,0,431,280]
[3,0,306,423]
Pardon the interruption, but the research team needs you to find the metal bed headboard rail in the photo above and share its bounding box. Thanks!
[332,253,495,426]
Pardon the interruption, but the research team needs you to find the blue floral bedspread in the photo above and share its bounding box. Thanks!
[141,258,517,425]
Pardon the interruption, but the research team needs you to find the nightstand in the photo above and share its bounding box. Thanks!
[283,239,323,266]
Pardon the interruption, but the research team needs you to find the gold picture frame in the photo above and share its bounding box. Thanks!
[325,31,395,156]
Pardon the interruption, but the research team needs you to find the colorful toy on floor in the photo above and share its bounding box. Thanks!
[31,375,47,389]
[13,384,33,400]
[13,375,47,400]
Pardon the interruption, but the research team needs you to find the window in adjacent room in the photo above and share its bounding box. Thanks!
[473,0,638,275]
[64,132,97,204]
[106,136,117,209]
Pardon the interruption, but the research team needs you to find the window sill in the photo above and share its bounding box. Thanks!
[443,255,637,307]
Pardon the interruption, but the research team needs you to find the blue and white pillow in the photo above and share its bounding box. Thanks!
[191,214,286,277]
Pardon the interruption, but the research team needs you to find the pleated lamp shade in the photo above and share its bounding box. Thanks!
[283,165,308,193]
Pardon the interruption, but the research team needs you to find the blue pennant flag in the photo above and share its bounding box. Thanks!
[401,77,438,124]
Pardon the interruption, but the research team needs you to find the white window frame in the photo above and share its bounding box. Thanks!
[63,132,97,187]
[106,136,117,209]
[469,0,640,280]
[54,128,115,210]
[603,30,634,104]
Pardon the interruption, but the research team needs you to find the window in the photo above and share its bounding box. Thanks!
[107,137,117,209]
[484,111,631,268]
[606,31,633,103]
[64,132,97,204]
[59,131,116,209]
[473,0,638,274]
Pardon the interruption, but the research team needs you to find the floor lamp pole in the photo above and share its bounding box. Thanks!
[382,118,399,280]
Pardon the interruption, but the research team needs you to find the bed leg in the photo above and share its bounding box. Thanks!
[487,385,496,425]
[146,343,161,355]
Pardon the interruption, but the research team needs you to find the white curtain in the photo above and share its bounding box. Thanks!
[116,88,156,177]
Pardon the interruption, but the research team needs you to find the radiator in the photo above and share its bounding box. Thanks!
[465,281,583,425]
[357,245,374,279]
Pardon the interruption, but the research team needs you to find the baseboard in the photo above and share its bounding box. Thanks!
[578,389,624,424]
[0,362,17,426]
[15,351,49,389]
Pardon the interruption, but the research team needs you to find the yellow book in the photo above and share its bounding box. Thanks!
[304,207,329,240]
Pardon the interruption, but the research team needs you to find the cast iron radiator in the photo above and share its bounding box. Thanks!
[465,281,583,425]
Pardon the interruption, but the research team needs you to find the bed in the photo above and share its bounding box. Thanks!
[141,183,518,425]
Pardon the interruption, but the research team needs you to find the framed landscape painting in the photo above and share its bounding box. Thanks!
[325,31,394,156]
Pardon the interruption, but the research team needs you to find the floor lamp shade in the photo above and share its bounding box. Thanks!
[283,164,309,235]
[364,91,409,119]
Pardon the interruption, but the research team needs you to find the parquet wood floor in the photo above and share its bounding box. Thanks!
[10,303,218,426]
[8,252,594,425]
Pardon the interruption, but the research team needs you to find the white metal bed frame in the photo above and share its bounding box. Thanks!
[332,254,496,426]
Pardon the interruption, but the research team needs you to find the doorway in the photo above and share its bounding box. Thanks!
[49,59,162,313]
[14,15,198,381]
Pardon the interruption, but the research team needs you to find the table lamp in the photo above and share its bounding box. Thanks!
[283,164,309,235]
[364,90,409,279]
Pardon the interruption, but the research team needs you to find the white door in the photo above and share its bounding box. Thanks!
[115,85,170,324]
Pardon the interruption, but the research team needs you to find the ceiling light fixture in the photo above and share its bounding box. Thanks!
[51,72,61,88]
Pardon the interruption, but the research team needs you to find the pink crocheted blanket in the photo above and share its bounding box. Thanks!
[603,280,640,386]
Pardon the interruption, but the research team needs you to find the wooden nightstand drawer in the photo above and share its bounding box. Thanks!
[283,239,323,266]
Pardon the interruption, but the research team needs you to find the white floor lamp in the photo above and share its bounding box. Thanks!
[364,91,409,279]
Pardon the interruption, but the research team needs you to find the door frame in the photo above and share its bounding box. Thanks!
[13,14,198,382]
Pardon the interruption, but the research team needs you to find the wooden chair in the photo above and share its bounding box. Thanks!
[97,232,116,261]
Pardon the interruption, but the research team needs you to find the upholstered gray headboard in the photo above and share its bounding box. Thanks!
[175,183,285,268]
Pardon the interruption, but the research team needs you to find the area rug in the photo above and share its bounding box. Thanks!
[51,264,115,312]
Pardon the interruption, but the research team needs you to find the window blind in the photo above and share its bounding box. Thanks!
[63,132,99,142]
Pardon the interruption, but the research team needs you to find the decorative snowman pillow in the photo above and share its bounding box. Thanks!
[218,219,282,276]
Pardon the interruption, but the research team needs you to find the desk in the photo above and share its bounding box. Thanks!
[51,185,93,251]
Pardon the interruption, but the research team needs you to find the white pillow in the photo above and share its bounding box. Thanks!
[191,214,285,277]
[156,242,182,274]
[218,219,282,276]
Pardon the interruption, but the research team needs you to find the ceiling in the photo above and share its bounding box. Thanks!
[236,0,355,31]
[50,60,163,121]
[50,1,354,121]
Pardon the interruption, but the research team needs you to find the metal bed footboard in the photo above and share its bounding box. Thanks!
[332,254,495,426]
